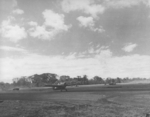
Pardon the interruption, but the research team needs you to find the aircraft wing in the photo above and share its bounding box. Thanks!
[45,84,65,87]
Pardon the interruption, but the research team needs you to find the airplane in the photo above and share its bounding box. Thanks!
[45,81,79,91]
[45,82,68,91]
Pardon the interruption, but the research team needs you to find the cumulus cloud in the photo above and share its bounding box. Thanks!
[90,26,105,33]
[29,25,53,39]
[77,16,105,32]
[104,0,150,9]
[28,10,70,40]
[88,47,95,54]
[87,46,108,55]
[62,0,150,17]
[77,16,94,27]
[0,18,27,43]
[0,48,150,83]
[0,46,27,53]
[62,0,149,33]
[28,21,38,26]
[106,54,150,78]
[61,0,105,18]
[122,43,137,52]
[0,49,109,82]
[13,9,24,14]
[43,10,69,31]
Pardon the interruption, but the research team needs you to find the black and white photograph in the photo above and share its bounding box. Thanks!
[0,0,150,116]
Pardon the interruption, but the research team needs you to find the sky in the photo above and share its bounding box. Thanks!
[0,0,150,83]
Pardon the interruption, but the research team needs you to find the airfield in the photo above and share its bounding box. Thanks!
[0,81,150,117]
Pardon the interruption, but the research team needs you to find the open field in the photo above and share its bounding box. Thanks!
[0,83,150,117]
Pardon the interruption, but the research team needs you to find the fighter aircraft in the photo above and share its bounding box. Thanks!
[45,82,68,91]
[45,80,79,91]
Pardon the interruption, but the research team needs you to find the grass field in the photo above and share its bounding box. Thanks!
[0,83,150,117]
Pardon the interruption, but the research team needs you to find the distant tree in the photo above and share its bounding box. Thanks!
[116,77,121,83]
[93,76,104,84]
[12,76,32,87]
[41,73,58,84]
[105,77,111,84]
[60,75,70,82]
[0,82,5,90]
[12,77,19,85]
[29,74,42,87]
[29,73,58,86]
[77,76,82,81]
[88,79,95,84]
[83,75,89,84]
[122,77,130,82]
[73,76,89,85]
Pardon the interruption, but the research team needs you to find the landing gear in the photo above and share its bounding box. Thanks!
[52,85,67,92]
[60,88,67,92]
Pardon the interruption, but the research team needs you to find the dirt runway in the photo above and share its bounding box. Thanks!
[0,83,150,101]
[0,84,150,117]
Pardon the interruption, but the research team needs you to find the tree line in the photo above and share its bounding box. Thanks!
[0,73,148,90]
[10,73,145,87]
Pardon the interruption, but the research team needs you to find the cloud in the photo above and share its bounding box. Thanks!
[28,10,71,40]
[88,47,95,54]
[0,48,150,83]
[106,54,150,78]
[13,9,24,14]
[77,16,94,27]
[62,0,150,17]
[148,0,150,7]
[0,49,110,82]
[105,0,150,9]
[0,46,27,53]
[43,10,69,31]
[29,25,54,39]
[12,0,17,7]
[87,46,108,54]
[90,26,105,33]
[28,21,38,26]
[0,18,27,43]
[122,43,137,52]
[77,16,105,32]
[61,0,105,18]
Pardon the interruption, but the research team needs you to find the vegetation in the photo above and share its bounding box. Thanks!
[0,72,149,90]
[1,87,150,117]
[11,73,120,87]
